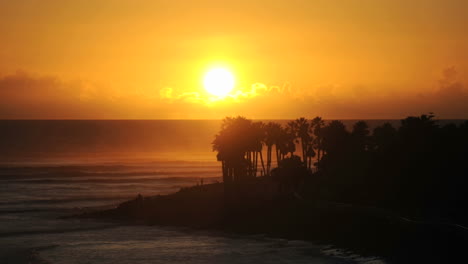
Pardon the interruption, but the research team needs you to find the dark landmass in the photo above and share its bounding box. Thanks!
[76,178,468,264]
[74,115,468,263]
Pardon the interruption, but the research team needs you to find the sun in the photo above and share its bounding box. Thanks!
[203,68,235,97]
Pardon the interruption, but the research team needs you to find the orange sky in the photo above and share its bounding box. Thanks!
[1,0,467,119]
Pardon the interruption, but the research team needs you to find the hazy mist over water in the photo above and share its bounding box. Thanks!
[0,120,222,163]
[2,119,441,264]
[1,0,466,262]
[0,119,406,164]
[1,119,464,164]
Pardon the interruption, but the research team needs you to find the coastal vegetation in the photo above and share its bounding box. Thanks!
[212,114,468,223]
[81,114,468,263]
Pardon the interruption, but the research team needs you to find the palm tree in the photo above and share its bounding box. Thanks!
[310,117,325,169]
[372,122,397,151]
[284,121,298,158]
[213,116,254,183]
[351,121,370,152]
[321,120,349,155]
[306,144,316,170]
[250,121,266,177]
[264,122,282,175]
[292,117,311,167]
[275,124,295,164]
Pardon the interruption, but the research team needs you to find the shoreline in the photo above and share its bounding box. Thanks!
[74,180,468,264]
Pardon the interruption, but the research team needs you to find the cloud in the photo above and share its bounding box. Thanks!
[430,67,468,117]
[211,67,468,119]
[291,67,468,119]
[0,71,102,103]
[0,71,122,118]
[160,88,207,104]
[159,87,173,99]
[158,81,295,106]
[1,68,467,119]
[0,71,60,101]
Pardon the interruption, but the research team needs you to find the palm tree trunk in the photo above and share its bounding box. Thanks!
[252,151,256,177]
[302,140,307,166]
[259,150,266,176]
[267,145,272,175]
[254,151,259,177]
[247,151,252,177]
[276,145,280,166]
[222,160,226,182]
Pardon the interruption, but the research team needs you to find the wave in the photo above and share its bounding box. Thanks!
[0,162,219,174]
[0,224,119,238]
[0,196,131,207]
[0,169,220,180]
[2,175,221,185]
[0,208,73,214]
[0,178,217,207]
[0,203,120,214]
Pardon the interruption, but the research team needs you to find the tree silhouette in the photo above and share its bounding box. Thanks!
[250,121,266,177]
[372,122,396,152]
[292,117,312,168]
[310,117,325,169]
[351,121,370,152]
[213,116,252,184]
[264,122,282,175]
[213,117,268,186]
[284,121,297,158]
[213,114,467,225]
[321,120,349,155]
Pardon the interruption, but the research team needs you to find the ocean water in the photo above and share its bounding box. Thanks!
[0,120,396,264]
[0,161,386,264]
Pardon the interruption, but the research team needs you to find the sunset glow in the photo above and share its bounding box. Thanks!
[0,1,467,119]
[1,2,467,262]
[203,68,235,97]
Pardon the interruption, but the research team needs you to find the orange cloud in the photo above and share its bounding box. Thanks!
[158,81,294,106]
[1,68,467,119]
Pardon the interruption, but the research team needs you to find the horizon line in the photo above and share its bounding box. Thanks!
[1,118,467,121]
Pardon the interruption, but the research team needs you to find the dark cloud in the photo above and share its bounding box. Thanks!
[0,71,113,119]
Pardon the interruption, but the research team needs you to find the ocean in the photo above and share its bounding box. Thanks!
[0,120,407,264]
